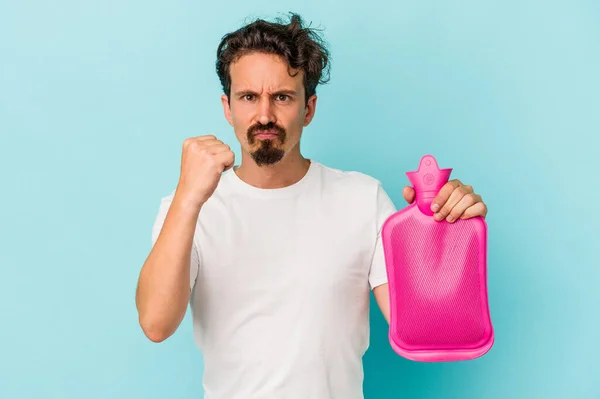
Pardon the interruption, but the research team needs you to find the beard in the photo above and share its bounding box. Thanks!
[246,122,287,166]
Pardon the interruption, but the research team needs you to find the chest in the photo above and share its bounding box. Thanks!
[194,197,375,298]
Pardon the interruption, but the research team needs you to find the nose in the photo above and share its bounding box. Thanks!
[256,95,276,125]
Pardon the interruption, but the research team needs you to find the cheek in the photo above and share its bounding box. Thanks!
[229,108,243,126]
[279,106,304,127]
[230,109,251,133]
[286,111,306,137]
[230,102,251,121]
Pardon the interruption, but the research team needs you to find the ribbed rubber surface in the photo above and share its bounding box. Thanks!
[382,206,493,361]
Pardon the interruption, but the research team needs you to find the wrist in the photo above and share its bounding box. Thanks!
[172,191,204,215]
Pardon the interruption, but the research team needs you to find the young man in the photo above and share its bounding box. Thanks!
[135,13,488,399]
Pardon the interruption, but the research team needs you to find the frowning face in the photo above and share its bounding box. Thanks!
[221,52,317,166]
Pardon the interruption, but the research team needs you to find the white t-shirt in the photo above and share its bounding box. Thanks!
[151,160,397,399]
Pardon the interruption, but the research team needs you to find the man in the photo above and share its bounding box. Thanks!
[135,13,488,399]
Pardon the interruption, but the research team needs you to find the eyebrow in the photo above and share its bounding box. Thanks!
[234,89,298,97]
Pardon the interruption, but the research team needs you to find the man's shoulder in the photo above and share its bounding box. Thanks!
[314,161,384,190]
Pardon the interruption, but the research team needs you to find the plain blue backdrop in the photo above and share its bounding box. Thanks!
[1,1,598,398]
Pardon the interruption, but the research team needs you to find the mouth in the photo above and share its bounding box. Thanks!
[254,130,280,139]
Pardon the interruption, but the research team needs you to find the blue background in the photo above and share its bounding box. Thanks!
[1,1,598,398]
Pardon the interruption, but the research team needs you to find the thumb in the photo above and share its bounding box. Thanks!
[402,186,415,204]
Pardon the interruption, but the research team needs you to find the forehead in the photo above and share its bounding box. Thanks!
[229,52,304,91]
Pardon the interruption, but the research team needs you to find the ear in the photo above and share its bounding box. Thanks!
[221,94,234,126]
[303,94,318,126]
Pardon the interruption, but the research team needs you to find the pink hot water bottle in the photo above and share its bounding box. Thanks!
[381,154,494,362]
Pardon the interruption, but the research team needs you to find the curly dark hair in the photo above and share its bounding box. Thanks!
[216,12,331,105]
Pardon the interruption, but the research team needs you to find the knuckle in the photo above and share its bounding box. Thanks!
[451,209,462,219]
[204,154,217,166]
[473,202,485,214]
[189,141,202,151]
[440,204,452,215]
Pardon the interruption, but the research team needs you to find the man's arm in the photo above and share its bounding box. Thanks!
[135,194,200,343]
[373,283,390,324]
[136,135,234,343]
[368,182,396,325]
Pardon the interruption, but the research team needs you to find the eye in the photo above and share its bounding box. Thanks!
[276,94,290,102]
[243,94,255,101]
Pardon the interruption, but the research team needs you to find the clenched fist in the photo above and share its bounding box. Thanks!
[174,135,235,209]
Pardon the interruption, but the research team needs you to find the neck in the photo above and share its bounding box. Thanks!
[234,146,311,189]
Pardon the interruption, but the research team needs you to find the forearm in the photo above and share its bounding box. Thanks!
[136,194,201,342]
[373,283,390,324]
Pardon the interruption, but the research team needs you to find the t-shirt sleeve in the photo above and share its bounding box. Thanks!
[368,183,397,290]
[151,195,200,292]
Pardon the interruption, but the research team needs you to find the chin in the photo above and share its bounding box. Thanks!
[251,150,285,166]
[250,142,286,166]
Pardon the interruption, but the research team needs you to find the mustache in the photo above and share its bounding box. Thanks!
[247,122,286,137]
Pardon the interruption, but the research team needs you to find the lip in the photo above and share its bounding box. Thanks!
[255,131,280,139]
